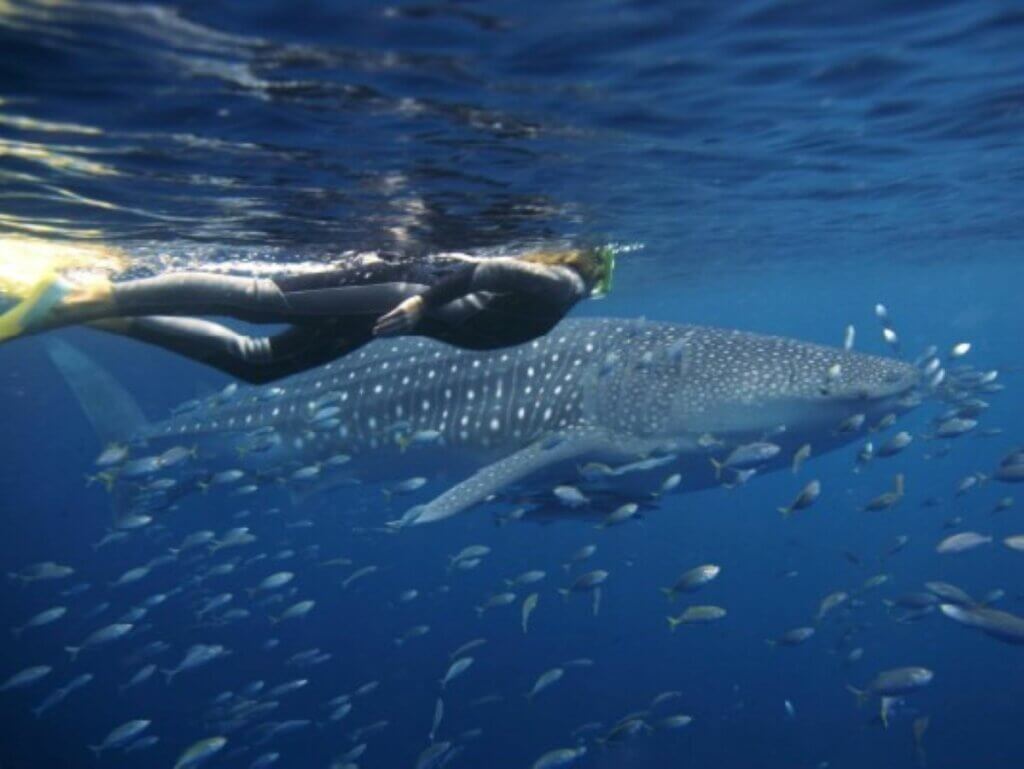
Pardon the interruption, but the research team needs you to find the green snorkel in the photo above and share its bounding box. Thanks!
[593,246,616,297]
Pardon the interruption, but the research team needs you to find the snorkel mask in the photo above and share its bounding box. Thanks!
[593,246,616,297]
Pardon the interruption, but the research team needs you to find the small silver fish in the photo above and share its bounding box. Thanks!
[554,485,588,508]
[778,480,821,517]
[792,444,812,474]
[440,657,474,689]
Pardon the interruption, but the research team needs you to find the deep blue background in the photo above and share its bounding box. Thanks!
[1,1,1023,768]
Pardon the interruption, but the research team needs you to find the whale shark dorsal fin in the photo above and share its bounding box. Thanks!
[409,429,639,525]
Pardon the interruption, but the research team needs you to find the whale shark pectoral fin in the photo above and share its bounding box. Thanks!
[409,429,629,525]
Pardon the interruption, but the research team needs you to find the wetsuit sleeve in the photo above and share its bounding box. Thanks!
[418,264,478,309]
[420,258,584,310]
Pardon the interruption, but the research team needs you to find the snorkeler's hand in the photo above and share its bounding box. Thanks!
[373,295,425,337]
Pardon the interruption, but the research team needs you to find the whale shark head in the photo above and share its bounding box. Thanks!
[587,324,920,448]
[668,326,920,444]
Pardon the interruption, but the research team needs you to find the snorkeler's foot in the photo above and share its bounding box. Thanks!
[0,272,72,342]
[0,275,114,341]
[60,279,113,309]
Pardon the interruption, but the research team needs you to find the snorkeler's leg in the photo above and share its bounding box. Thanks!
[87,317,370,384]
[95,274,290,323]
[273,261,430,317]
[2,272,293,340]
[2,261,424,342]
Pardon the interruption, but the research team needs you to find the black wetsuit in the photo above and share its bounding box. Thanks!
[74,257,587,383]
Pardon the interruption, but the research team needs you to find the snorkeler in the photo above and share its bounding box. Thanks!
[0,247,614,383]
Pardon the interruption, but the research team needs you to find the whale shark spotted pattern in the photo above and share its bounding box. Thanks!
[47,319,920,524]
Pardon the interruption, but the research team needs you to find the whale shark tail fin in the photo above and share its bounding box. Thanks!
[44,338,150,448]
[46,340,153,521]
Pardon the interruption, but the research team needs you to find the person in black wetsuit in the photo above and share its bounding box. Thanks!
[0,248,614,383]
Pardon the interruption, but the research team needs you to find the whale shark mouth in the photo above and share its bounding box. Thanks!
[824,364,921,406]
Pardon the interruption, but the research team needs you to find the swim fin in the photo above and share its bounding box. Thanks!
[0,272,70,342]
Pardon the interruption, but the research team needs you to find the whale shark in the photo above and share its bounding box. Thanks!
[46,318,922,525]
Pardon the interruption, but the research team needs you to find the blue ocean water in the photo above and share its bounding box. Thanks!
[1,1,1023,768]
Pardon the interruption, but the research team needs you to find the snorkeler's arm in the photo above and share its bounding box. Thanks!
[469,258,585,305]
[374,258,584,336]
[420,258,584,310]
[372,265,475,336]
[417,265,478,309]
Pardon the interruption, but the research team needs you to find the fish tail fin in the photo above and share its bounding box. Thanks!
[88,745,102,759]
[666,616,682,633]
[778,506,792,518]
[65,646,80,662]
[160,669,175,684]
[879,697,896,729]
[84,472,117,492]
[31,705,44,719]
[7,573,26,584]
[659,588,676,602]
[709,458,723,480]
[473,606,484,618]
[765,639,776,648]
[846,685,868,708]
[558,589,570,602]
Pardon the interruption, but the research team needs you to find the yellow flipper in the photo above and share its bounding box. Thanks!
[0,272,69,342]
